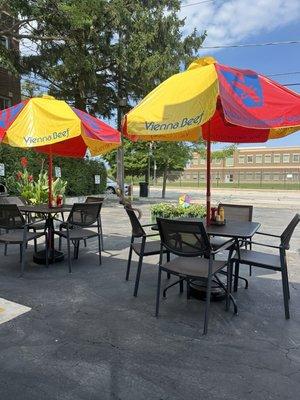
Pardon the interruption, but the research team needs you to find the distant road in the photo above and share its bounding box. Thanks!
[132,185,300,209]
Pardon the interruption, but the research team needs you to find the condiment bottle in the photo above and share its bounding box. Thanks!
[219,206,225,222]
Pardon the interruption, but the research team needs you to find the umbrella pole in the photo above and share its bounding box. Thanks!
[206,138,211,225]
[48,153,53,208]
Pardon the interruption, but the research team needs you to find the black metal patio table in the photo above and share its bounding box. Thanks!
[20,204,72,264]
[153,217,261,300]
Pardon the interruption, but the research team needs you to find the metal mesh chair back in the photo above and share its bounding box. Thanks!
[85,196,105,204]
[281,214,300,250]
[67,203,101,227]
[0,204,25,229]
[0,196,26,206]
[125,207,145,237]
[219,203,253,222]
[157,218,211,257]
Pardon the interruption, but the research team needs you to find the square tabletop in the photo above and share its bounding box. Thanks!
[19,204,72,214]
[171,217,261,239]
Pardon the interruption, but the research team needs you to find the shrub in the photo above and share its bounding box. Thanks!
[151,203,206,220]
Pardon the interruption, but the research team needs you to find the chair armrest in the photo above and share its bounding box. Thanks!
[256,231,281,238]
[25,218,46,227]
[145,233,160,238]
[141,223,156,227]
[211,238,235,255]
[250,240,281,249]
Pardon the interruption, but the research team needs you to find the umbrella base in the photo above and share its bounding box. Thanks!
[189,277,226,302]
[33,249,64,265]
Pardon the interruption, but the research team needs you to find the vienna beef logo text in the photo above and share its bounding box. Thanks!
[145,113,203,132]
[24,129,69,146]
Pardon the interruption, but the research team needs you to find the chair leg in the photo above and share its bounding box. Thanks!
[67,238,72,273]
[180,279,184,293]
[20,243,26,276]
[166,252,171,279]
[84,239,87,248]
[133,254,144,297]
[19,244,22,263]
[45,234,49,269]
[203,275,212,335]
[126,244,133,281]
[281,268,290,319]
[155,267,162,317]
[97,234,102,265]
[186,279,191,299]
[233,261,240,292]
[4,243,7,256]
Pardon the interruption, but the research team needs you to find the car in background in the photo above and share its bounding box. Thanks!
[106,178,130,195]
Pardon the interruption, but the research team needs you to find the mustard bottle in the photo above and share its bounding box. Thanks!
[219,206,225,222]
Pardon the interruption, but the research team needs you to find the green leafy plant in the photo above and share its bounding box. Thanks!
[151,203,206,221]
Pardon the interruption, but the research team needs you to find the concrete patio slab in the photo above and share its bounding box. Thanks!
[0,203,299,400]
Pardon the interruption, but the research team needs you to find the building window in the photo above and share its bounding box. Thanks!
[263,173,271,181]
[225,157,234,166]
[245,172,253,180]
[255,154,262,163]
[0,36,9,49]
[264,154,271,164]
[213,158,221,165]
[238,155,245,164]
[199,158,205,165]
[247,155,253,163]
[0,96,11,110]
[192,158,198,166]
[255,172,261,180]
[292,154,300,163]
[283,154,290,163]
[185,174,191,180]
[273,174,280,181]
[274,154,281,163]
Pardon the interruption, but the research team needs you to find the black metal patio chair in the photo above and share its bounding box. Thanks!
[85,196,104,249]
[124,206,170,297]
[1,196,47,255]
[55,203,102,273]
[0,204,48,275]
[231,213,300,319]
[156,218,236,335]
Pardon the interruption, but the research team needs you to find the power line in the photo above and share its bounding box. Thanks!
[283,83,300,87]
[181,0,215,7]
[267,71,300,77]
[200,40,300,49]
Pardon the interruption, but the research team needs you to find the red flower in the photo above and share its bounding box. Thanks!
[28,175,33,182]
[20,157,28,168]
[16,171,22,180]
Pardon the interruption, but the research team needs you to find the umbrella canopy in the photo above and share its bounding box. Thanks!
[0,95,120,156]
[0,95,121,205]
[123,56,300,222]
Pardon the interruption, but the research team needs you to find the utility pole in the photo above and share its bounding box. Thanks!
[116,98,126,194]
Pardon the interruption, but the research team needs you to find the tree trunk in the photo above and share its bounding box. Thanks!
[162,165,168,198]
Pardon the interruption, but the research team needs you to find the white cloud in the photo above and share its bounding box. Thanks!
[180,0,300,47]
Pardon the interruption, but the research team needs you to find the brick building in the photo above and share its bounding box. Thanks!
[0,11,21,109]
[183,146,300,185]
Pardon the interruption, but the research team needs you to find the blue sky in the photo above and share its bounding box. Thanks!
[180,0,300,149]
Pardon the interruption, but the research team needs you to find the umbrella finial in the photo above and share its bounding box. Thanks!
[187,56,216,71]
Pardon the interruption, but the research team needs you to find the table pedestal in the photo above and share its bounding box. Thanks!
[33,249,64,264]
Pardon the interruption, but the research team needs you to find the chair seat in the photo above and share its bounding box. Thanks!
[0,230,44,244]
[55,228,97,240]
[161,256,227,278]
[210,236,232,250]
[232,249,281,269]
[132,240,166,256]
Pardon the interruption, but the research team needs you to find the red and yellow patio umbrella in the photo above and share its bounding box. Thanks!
[0,95,121,206]
[123,57,300,223]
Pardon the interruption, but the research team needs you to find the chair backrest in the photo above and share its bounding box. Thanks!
[281,214,300,250]
[0,196,26,206]
[157,218,211,257]
[0,204,25,230]
[67,203,101,227]
[85,196,105,204]
[124,206,145,238]
[219,203,253,222]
